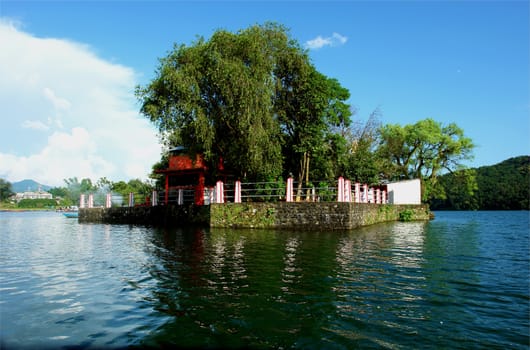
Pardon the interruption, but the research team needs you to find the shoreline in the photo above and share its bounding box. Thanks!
[0,208,57,212]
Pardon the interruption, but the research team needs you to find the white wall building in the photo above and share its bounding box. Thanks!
[14,191,53,202]
[386,178,421,205]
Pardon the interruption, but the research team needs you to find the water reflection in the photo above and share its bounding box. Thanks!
[281,237,301,293]
[390,222,426,268]
[143,225,445,348]
[3,212,527,349]
[329,223,431,347]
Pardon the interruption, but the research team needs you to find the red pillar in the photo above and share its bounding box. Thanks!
[195,173,205,205]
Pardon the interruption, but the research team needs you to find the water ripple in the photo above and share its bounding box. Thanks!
[1,211,528,349]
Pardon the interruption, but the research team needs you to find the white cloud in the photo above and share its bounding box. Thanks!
[43,87,71,111]
[305,32,348,50]
[22,120,50,131]
[0,19,161,187]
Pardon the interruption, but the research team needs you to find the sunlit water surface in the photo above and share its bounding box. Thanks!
[1,210,528,349]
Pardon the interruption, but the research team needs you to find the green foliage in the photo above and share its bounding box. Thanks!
[316,181,335,202]
[430,156,529,210]
[0,179,14,201]
[475,156,529,210]
[0,201,17,210]
[377,119,474,179]
[17,198,56,209]
[253,177,286,202]
[137,22,351,183]
[275,60,352,184]
[137,23,288,180]
[150,155,169,189]
[38,177,155,208]
[429,168,479,210]
[398,209,414,222]
[377,118,474,201]
[48,186,68,199]
[112,179,154,205]
[57,177,98,204]
[340,109,383,185]
[136,23,480,198]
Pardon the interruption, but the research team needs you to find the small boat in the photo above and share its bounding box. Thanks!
[61,206,79,218]
[63,211,78,218]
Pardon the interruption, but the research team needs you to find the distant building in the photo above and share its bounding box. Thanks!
[14,190,53,202]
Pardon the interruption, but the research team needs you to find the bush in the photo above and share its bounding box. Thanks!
[17,198,57,209]
[399,209,414,222]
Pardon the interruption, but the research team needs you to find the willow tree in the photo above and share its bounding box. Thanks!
[377,118,475,201]
[136,23,293,180]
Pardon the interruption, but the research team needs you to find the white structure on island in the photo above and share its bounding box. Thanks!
[386,178,422,205]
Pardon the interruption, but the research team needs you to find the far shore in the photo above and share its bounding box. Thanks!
[0,208,57,212]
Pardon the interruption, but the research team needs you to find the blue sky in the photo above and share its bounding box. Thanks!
[0,1,528,186]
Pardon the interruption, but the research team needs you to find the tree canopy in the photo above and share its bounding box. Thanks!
[136,22,352,183]
[377,118,474,201]
[0,179,13,201]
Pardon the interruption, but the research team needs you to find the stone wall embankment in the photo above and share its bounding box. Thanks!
[79,205,210,226]
[79,202,430,229]
[209,202,431,230]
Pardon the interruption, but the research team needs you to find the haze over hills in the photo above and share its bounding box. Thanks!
[11,179,52,193]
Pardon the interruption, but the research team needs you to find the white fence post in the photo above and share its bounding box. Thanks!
[204,187,214,205]
[286,177,293,202]
[178,189,184,205]
[337,177,344,202]
[79,194,85,208]
[375,188,381,204]
[234,180,241,203]
[151,190,158,206]
[216,181,224,203]
[354,182,360,203]
[128,192,134,207]
[344,179,351,203]
[105,193,112,208]
[88,194,94,208]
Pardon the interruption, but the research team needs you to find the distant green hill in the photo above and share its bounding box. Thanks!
[11,179,52,193]
[430,156,530,210]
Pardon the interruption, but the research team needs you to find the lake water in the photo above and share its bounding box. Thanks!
[1,210,528,349]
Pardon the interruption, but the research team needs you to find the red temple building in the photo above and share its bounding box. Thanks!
[155,146,225,205]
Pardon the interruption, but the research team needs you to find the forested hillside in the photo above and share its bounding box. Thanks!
[430,156,529,210]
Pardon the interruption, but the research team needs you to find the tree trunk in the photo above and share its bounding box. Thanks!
[296,152,305,201]
[305,153,311,201]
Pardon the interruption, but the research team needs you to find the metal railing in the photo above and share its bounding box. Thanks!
[80,177,389,208]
